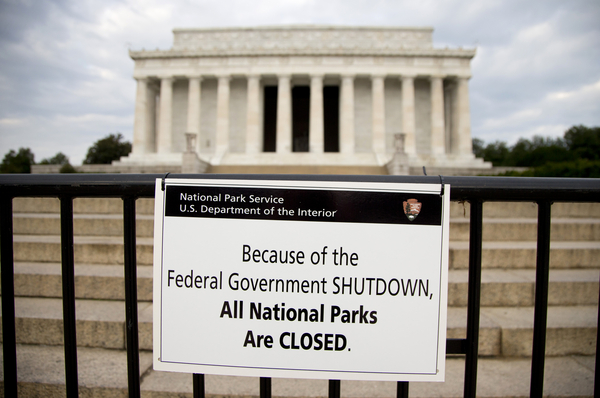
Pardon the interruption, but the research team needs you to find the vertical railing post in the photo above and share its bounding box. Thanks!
[397,381,409,398]
[530,201,552,397]
[595,273,600,397]
[329,380,340,398]
[1,194,18,396]
[464,199,483,398]
[260,377,272,398]
[193,374,205,398]
[60,196,79,396]
[124,197,141,398]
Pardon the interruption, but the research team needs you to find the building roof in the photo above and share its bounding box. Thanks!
[129,25,476,59]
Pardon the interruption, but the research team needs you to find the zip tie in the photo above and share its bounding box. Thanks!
[423,166,427,176]
[439,175,445,197]
[161,172,171,191]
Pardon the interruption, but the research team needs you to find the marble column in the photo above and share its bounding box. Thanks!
[132,77,149,155]
[401,75,417,155]
[456,77,473,155]
[157,76,173,154]
[309,74,324,153]
[215,75,231,155]
[430,75,446,156]
[371,75,386,153]
[246,75,261,154]
[340,74,355,154]
[145,83,157,153]
[187,76,202,153]
[276,75,292,153]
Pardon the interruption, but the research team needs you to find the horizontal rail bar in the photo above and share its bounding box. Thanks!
[0,174,599,202]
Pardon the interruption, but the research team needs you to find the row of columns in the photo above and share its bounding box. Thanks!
[132,73,472,157]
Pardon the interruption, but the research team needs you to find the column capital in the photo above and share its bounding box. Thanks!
[247,74,261,80]
[341,73,355,80]
[310,73,324,79]
[216,73,231,81]
[187,75,203,82]
[400,73,417,80]
[158,75,174,81]
[278,74,291,80]
[429,74,446,80]
[371,73,386,80]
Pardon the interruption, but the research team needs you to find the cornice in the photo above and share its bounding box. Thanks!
[129,48,477,60]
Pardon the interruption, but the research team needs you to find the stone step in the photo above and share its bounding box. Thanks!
[450,218,600,241]
[13,235,154,265]
[449,241,600,269]
[13,262,153,301]
[2,344,594,397]
[13,213,155,237]
[13,197,600,218]
[447,306,597,357]
[1,297,153,350]
[209,164,389,175]
[3,297,596,357]
[450,201,600,219]
[12,235,600,269]
[13,197,155,215]
[448,269,599,307]
[11,262,599,307]
[13,213,600,241]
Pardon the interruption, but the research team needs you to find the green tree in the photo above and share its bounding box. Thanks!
[40,152,70,165]
[564,125,600,160]
[483,141,510,166]
[507,136,571,167]
[1,147,35,173]
[472,138,484,158]
[59,163,77,173]
[83,133,132,164]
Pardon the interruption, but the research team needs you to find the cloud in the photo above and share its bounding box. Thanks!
[0,0,599,165]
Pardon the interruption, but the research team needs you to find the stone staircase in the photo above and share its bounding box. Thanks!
[2,197,598,397]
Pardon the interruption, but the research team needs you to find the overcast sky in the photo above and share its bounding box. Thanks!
[1,0,599,165]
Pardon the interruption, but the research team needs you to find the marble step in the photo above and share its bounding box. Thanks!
[450,217,600,241]
[12,235,600,269]
[12,197,155,215]
[13,213,155,237]
[12,198,600,218]
[10,263,599,307]
[2,344,594,397]
[3,297,597,357]
[12,213,600,241]
[449,241,600,269]
[13,262,153,301]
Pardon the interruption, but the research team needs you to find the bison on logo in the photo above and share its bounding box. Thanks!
[403,198,422,221]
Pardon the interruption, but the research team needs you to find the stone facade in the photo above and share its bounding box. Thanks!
[117,25,490,173]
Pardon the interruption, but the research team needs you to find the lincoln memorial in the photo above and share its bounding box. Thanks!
[116,25,490,174]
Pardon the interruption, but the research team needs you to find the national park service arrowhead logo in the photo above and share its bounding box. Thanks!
[403,198,422,221]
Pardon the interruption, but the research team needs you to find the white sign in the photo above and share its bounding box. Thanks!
[153,178,450,381]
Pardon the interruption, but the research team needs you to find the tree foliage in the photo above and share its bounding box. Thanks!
[40,152,70,165]
[1,147,35,173]
[564,125,600,161]
[474,125,600,177]
[83,133,132,164]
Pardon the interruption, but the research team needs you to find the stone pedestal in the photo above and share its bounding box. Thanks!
[386,134,410,175]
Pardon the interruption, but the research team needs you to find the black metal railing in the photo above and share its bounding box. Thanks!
[1,174,599,398]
